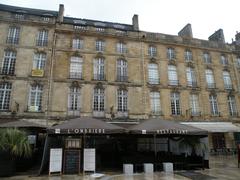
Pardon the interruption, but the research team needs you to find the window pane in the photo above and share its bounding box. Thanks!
[148,63,159,84]
[70,56,83,79]
[150,92,161,114]
[1,50,16,75]
[0,83,12,110]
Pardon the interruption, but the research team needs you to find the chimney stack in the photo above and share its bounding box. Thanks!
[178,23,193,38]
[208,29,225,43]
[57,4,64,23]
[132,14,139,31]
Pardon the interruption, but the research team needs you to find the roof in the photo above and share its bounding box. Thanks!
[129,119,207,135]
[181,122,240,133]
[0,3,58,16]
[0,120,46,128]
[47,117,126,134]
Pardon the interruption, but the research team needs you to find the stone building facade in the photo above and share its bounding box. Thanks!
[0,4,240,150]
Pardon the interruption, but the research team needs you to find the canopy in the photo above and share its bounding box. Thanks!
[129,119,207,135]
[181,122,240,133]
[0,120,46,128]
[47,117,126,135]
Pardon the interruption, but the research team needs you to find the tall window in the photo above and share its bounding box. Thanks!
[117,89,128,112]
[186,67,197,87]
[167,47,176,60]
[96,40,105,52]
[209,95,219,115]
[148,63,159,84]
[1,50,16,75]
[33,53,46,70]
[94,58,105,80]
[72,38,83,49]
[28,84,43,112]
[0,83,12,110]
[6,26,20,44]
[189,94,200,116]
[205,69,215,88]
[117,59,128,82]
[203,52,211,64]
[185,50,193,62]
[150,92,161,114]
[93,88,104,111]
[223,71,232,89]
[168,65,178,85]
[228,96,237,116]
[68,86,80,112]
[148,46,157,57]
[171,92,181,115]
[220,55,228,65]
[116,42,127,53]
[36,30,48,46]
[70,56,83,79]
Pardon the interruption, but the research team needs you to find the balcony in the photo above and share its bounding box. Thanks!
[187,81,198,88]
[69,72,83,79]
[6,37,19,45]
[116,75,128,82]
[224,84,233,90]
[93,74,105,81]
[169,80,179,86]
[230,111,238,117]
[36,40,48,47]
[1,71,15,76]
[207,83,216,89]
[148,78,160,85]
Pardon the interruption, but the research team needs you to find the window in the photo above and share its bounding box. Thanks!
[236,57,240,68]
[42,17,50,22]
[186,67,197,87]
[205,69,215,88]
[1,50,16,75]
[0,83,12,110]
[148,46,157,57]
[189,94,200,116]
[223,71,232,89]
[74,25,87,30]
[72,38,83,49]
[220,55,228,65]
[93,88,104,111]
[6,27,20,44]
[117,59,128,81]
[167,47,176,60]
[14,13,24,20]
[96,40,105,52]
[168,65,178,85]
[203,52,211,64]
[185,50,193,62]
[117,89,128,112]
[96,27,105,32]
[36,30,48,46]
[209,95,219,115]
[228,96,237,116]
[68,86,80,112]
[150,92,161,114]
[33,53,46,70]
[116,42,127,53]
[69,56,83,79]
[93,58,105,80]
[28,84,43,112]
[148,63,159,84]
[171,92,181,115]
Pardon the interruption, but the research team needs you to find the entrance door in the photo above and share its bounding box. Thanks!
[63,149,81,174]
[212,133,226,149]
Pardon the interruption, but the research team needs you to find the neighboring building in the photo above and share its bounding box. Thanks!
[0,3,240,151]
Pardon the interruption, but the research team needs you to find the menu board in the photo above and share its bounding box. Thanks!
[84,148,96,172]
[49,148,62,174]
[64,150,80,174]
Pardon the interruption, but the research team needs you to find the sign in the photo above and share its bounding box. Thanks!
[49,148,62,174]
[156,129,188,134]
[65,128,105,134]
[31,69,44,77]
[64,150,80,174]
[84,148,96,172]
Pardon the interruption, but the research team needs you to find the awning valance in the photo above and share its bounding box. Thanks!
[0,120,46,128]
[181,122,240,133]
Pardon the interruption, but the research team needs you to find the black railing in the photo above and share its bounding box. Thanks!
[36,40,48,46]
[148,78,160,84]
[169,80,179,86]
[224,84,233,90]
[93,73,105,81]
[187,81,198,87]
[207,83,216,89]
[117,75,128,82]
[69,72,83,79]
[230,112,238,117]
[6,37,19,44]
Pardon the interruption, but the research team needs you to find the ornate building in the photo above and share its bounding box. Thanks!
[0,3,240,151]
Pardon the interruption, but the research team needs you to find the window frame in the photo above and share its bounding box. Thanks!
[0,82,12,111]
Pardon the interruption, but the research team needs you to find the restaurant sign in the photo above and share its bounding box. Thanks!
[156,129,188,134]
[55,128,105,134]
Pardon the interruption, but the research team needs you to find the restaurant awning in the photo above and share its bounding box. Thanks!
[181,122,240,133]
[129,119,207,135]
[47,117,126,135]
[0,120,46,128]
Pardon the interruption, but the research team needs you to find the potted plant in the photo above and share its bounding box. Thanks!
[0,128,32,177]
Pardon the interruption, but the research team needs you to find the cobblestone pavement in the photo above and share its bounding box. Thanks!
[1,155,240,180]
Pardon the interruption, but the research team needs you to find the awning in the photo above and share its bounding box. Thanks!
[0,120,46,128]
[181,122,240,133]
[129,119,207,135]
[47,117,126,135]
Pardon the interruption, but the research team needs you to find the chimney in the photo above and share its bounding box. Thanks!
[57,4,64,23]
[132,14,139,31]
[235,31,240,41]
[208,29,225,43]
[178,23,193,38]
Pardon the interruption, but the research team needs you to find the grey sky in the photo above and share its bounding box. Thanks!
[1,0,239,43]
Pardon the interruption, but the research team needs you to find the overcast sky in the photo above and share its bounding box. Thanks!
[1,0,239,43]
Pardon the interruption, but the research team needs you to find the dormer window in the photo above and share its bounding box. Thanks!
[14,13,24,19]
